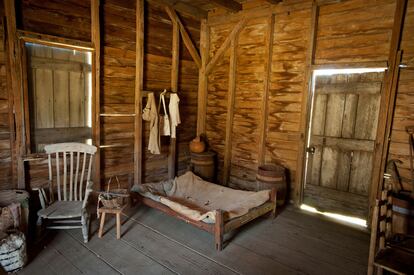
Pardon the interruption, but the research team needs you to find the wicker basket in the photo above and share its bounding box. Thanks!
[98,176,129,209]
[0,232,27,272]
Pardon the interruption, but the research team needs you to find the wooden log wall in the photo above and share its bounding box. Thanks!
[17,0,92,188]
[0,0,200,190]
[231,17,268,189]
[205,1,314,192]
[0,0,411,201]
[100,0,199,185]
[141,2,200,183]
[204,0,399,201]
[0,1,15,189]
[389,0,414,192]
[100,0,136,186]
[264,5,312,197]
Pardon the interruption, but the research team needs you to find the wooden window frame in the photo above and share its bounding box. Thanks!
[15,31,98,167]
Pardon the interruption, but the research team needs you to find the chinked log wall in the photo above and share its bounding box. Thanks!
[0,0,200,190]
[199,0,414,202]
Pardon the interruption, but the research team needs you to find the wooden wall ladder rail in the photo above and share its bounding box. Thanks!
[367,189,414,274]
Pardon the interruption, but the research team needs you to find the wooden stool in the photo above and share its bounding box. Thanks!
[98,205,126,239]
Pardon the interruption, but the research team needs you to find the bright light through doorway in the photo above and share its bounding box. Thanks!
[314,67,387,76]
[302,66,387,228]
[300,204,367,228]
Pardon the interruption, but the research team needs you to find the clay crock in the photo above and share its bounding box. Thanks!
[189,136,206,153]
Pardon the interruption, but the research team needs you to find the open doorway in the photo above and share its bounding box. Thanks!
[302,67,387,226]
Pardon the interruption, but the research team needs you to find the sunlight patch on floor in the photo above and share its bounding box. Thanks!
[300,204,367,228]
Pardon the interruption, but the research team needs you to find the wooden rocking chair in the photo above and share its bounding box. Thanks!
[34,143,97,243]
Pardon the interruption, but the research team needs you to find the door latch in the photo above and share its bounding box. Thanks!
[306,146,316,154]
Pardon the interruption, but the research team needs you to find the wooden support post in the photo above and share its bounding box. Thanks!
[4,0,25,188]
[367,200,379,275]
[91,0,101,189]
[135,0,145,185]
[205,18,246,76]
[214,209,224,251]
[171,21,179,95]
[165,7,201,69]
[222,37,238,186]
[168,16,179,179]
[295,3,319,204]
[2,15,16,186]
[20,43,31,155]
[370,0,407,219]
[258,14,275,165]
[196,19,210,136]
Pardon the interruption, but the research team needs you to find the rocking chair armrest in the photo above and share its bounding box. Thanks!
[32,181,49,191]
[33,182,50,209]
[82,180,94,209]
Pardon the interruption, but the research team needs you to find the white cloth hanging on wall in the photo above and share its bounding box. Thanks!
[142,92,160,154]
[158,89,171,136]
[169,93,181,138]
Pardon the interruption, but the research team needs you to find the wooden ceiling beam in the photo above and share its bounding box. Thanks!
[265,0,283,4]
[148,0,207,20]
[210,0,242,12]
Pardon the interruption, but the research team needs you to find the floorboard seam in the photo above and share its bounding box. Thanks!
[65,231,124,275]
[51,247,84,274]
[232,227,366,274]
[235,241,317,274]
[126,215,241,275]
[106,230,180,275]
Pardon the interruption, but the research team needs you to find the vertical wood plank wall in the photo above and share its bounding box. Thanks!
[17,0,92,187]
[205,0,402,201]
[0,2,14,189]
[100,0,135,186]
[0,0,412,200]
[1,0,200,190]
[389,0,414,192]
[142,2,199,183]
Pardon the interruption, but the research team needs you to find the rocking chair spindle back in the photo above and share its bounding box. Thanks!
[36,143,97,243]
[45,143,96,204]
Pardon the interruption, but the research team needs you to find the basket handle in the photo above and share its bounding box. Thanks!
[106,176,121,193]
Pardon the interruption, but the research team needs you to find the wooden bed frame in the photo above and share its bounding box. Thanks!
[137,188,277,251]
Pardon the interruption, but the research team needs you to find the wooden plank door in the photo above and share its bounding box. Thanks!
[303,71,384,219]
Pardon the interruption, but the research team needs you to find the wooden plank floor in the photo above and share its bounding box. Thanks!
[19,205,370,275]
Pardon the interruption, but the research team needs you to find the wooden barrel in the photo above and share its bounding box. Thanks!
[256,164,287,206]
[392,194,414,235]
[190,151,216,182]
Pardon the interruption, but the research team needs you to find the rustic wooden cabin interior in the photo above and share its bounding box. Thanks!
[0,0,413,274]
